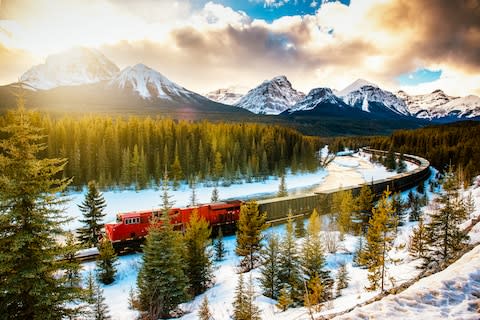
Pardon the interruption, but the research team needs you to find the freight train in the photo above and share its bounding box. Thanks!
[104,148,430,250]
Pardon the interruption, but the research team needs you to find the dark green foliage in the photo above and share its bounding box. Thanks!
[96,238,118,285]
[391,192,406,228]
[10,115,324,188]
[278,214,303,304]
[235,201,267,272]
[335,262,350,297]
[137,173,188,319]
[214,228,226,261]
[425,168,469,264]
[384,149,397,171]
[259,233,282,299]
[63,232,82,289]
[183,210,213,296]
[294,216,306,238]
[0,103,83,319]
[78,180,107,246]
[397,153,407,173]
[87,274,111,320]
[211,185,219,202]
[408,191,422,222]
[369,121,480,184]
[417,181,425,194]
[409,217,427,260]
[232,274,261,320]
[277,174,288,197]
[353,184,374,235]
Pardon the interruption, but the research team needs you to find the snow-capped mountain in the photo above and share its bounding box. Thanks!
[205,86,247,105]
[20,47,119,90]
[287,87,348,112]
[396,90,480,120]
[109,63,195,100]
[339,80,410,116]
[234,76,305,115]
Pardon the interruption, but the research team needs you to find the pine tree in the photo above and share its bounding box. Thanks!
[276,285,293,312]
[233,273,247,320]
[278,213,303,303]
[385,149,397,171]
[190,176,198,207]
[294,216,306,238]
[408,191,422,222]
[63,232,82,289]
[358,190,396,291]
[0,102,82,318]
[338,190,355,235]
[396,153,407,173]
[198,296,213,320]
[301,209,332,301]
[235,201,267,272]
[277,174,288,197]
[353,184,374,235]
[183,209,213,296]
[417,180,425,194]
[259,233,282,299]
[304,273,324,312]
[425,168,469,263]
[77,180,107,246]
[335,262,350,297]
[214,227,226,261]
[391,192,406,229]
[89,279,111,320]
[96,238,118,285]
[211,185,219,202]
[409,217,427,260]
[244,275,261,320]
[137,172,188,319]
[85,271,96,305]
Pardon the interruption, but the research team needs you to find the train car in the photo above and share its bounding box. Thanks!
[105,200,242,250]
[104,149,431,250]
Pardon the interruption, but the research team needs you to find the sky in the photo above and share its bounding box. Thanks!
[0,0,479,96]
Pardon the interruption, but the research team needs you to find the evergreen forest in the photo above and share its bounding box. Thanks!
[0,113,322,190]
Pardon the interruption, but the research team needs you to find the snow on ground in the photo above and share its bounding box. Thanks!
[75,152,438,320]
[335,244,480,320]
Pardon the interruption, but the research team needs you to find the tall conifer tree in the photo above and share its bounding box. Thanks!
[259,233,282,299]
[235,201,267,272]
[0,101,82,318]
[77,180,107,246]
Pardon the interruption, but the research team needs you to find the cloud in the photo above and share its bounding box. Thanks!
[0,0,479,96]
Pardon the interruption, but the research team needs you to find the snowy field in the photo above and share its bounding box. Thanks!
[73,153,480,320]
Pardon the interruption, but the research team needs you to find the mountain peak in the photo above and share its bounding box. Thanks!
[235,75,305,114]
[338,78,378,96]
[205,86,247,105]
[20,46,119,90]
[110,64,189,99]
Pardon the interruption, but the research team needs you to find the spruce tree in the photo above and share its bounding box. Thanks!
[278,213,303,303]
[277,174,288,197]
[0,102,82,319]
[338,190,355,235]
[391,192,406,229]
[137,172,188,319]
[190,176,198,207]
[304,273,324,312]
[211,185,219,202]
[244,275,262,320]
[259,233,282,299]
[63,232,82,289]
[385,149,397,171]
[89,278,111,320]
[77,180,107,247]
[358,190,396,291]
[232,273,247,320]
[301,209,332,301]
[276,285,293,312]
[409,217,427,260]
[235,201,267,272]
[294,216,306,238]
[183,209,213,296]
[354,184,374,235]
[198,295,213,320]
[408,191,422,222]
[214,227,226,261]
[425,168,469,263]
[396,153,407,173]
[335,262,350,297]
[96,238,118,285]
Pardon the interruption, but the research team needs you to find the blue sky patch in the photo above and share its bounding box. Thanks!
[396,68,442,86]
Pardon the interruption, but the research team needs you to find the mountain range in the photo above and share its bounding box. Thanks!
[2,47,480,135]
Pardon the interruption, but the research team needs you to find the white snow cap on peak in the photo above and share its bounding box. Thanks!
[338,79,378,96]
[19,46,119,90]
[110,63,189,99]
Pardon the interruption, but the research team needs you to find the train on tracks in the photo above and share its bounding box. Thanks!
[104,148,431,251]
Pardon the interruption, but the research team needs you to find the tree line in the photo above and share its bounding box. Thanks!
[0,113,322,190]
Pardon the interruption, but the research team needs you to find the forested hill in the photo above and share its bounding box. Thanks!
[0,112,321,189]
[367,121,480,183]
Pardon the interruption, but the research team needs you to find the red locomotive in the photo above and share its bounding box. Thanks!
[105,200,242,250]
